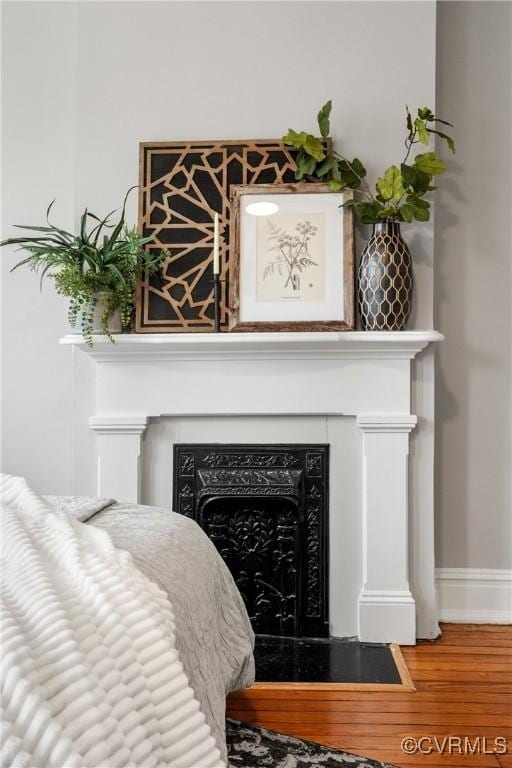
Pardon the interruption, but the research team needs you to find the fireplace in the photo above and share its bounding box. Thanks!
[173,444,329,637]
[75,330,442,643]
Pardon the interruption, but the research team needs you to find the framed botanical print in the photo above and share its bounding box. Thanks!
[229,184,355,332]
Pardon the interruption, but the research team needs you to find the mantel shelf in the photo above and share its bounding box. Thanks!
[60,330,443,362]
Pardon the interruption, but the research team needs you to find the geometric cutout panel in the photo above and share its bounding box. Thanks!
[136,140,302,332]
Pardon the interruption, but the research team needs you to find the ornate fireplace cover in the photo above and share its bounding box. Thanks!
[173,444,329,637]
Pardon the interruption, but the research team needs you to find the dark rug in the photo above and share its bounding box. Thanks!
[226,719,393,767]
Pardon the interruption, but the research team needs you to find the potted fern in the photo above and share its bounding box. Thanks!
[0,188,166,345]
[283,102,455,330]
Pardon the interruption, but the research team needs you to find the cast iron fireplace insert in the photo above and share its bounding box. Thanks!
[173,444,329,638]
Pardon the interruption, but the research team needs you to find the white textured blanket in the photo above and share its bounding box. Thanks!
[0,475,224,768]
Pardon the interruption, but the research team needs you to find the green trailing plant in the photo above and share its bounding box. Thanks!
[0,187,167,345]
[283,101,455,224]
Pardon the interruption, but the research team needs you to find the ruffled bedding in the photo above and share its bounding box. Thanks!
[77,499,255,762]
[1,476,254,767]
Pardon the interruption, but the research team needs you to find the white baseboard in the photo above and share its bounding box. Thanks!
[435,568,512,624]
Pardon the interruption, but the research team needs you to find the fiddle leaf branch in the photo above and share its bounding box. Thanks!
[283,101,455,224]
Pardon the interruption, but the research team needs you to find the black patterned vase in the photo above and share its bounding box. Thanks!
[358,221,413,330]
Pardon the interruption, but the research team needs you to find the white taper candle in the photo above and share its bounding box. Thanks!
[213,212,220,275]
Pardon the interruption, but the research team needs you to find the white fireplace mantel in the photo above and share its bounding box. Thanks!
[61,330,442,361]
[62,330,443,644]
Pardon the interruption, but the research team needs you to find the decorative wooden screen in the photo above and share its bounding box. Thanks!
[136,140,300,333]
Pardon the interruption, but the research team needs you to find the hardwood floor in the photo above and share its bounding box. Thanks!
[227,624,512,768]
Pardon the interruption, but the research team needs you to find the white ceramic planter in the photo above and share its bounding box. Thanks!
[69,292,122,336]
[91,292,122,334]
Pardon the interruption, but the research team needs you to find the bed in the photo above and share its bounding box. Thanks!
[1,476,254,767]
[87,499,255,760]
[47,496,256,764]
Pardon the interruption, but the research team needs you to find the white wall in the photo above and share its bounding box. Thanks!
[8,1,507,621]
[1,2,77,492]
[73,0,436,327]
[435,1,512,571]
[2,0,437,496]
[2,0,510,626]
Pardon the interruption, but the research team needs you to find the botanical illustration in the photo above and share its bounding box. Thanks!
[256,213,325,302]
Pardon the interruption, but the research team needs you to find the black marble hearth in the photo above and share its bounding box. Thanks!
[254,636,402,684]
[173,444,329,638]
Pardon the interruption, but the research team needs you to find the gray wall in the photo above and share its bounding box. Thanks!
[2,1,510,572]
[435,1,512,569]
[1,0,436,491]
[1,2,77,492]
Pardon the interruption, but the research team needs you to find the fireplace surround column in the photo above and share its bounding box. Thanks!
[89,416,148,502]
[357,414,417,645]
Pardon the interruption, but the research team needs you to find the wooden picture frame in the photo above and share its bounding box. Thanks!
[136,140,308,333]
[228,183,355,332]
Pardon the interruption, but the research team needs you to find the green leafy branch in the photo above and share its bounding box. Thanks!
[283,102,455,224]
